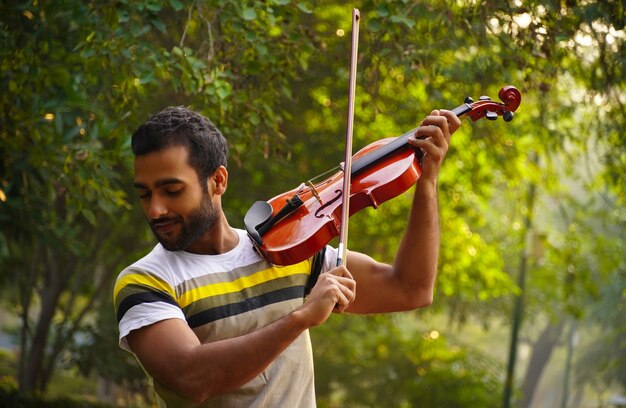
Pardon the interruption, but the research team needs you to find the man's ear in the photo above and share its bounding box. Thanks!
[211,165,228,195]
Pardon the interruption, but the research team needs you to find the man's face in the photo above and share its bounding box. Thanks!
[133,145,218,251]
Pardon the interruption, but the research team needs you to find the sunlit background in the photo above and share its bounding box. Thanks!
[1,1,624,407]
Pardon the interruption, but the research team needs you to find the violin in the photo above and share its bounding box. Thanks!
[244,86,522,266]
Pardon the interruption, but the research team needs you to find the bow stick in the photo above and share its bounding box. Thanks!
[337,8,360,267]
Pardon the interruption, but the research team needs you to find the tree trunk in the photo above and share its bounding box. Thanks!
[19,249,67,393]
[519,320,565,408]
[17,255,36,392]
[17,246,115,394]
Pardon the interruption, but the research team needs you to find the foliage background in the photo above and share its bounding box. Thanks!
[0,0,624,407]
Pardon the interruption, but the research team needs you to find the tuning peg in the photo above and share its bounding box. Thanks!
[486,111,498,120]
[464,96,474,104]
[479,95,492,101]
[503,111,514,122]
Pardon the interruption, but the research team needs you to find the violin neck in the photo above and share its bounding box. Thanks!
[351,129,418,177]
[452,103,472,117]
[351,102,471,177]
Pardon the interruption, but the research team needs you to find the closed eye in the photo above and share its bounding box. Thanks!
[166,189,183,197]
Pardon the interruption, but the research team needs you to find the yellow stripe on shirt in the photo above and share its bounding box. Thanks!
[113,270,177,302]
[178,262,310,309]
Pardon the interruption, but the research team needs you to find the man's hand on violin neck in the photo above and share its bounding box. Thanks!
[297,266,356,327]
[408,109,461,183]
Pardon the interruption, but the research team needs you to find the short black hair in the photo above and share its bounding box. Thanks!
[131,106,228,183]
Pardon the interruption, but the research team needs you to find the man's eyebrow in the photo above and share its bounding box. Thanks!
[133,178,185,189]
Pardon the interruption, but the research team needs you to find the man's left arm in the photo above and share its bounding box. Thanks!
[344,109,461,314]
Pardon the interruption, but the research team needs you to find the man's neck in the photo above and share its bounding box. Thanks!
[185,218,239,255]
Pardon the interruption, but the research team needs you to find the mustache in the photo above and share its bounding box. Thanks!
[150,216,180,227]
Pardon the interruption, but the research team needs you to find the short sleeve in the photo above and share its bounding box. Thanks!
[113,267,185,352]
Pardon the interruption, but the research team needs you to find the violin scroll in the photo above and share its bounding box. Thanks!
[459,86,521,123]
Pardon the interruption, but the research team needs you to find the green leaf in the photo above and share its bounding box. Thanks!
[118,10,129,23]
[82,209,96,225]
[390,14,415,29]
[242,8,257,21]
[296,2,312,13]
[169,0,184,11]
[249,112,260,126]
[376,4,390,17]
[145,2,161,12]
[216,83,231,99]
[151,18,166,33]
[367,19,382,32]
[255,43,268,56]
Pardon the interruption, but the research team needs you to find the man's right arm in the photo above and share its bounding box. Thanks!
[126,266,355,403]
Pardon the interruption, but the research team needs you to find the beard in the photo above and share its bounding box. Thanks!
[150,194,218,252]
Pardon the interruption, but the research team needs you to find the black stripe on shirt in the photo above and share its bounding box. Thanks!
[116,290,179,323]
[186,285,306,329]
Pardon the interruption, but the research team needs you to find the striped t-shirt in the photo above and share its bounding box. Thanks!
[114,228,337,407]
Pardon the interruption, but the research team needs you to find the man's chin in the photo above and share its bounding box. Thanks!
[156,236,184,252]
[153,234,180,251]
[160,241,178,251]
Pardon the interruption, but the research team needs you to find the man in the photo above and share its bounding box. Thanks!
[114,106,461,407]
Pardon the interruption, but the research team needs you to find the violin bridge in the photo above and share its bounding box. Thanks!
[306,180,323,205]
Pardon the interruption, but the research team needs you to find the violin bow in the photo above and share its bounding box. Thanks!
[337,8,360,267]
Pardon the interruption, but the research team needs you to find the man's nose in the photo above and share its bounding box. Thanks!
[147,196,168,219]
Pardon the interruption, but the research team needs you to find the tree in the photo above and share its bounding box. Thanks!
[0,0,318,395]
[481,2,626,406]
[0,1,139,392]
[271,1,625,406]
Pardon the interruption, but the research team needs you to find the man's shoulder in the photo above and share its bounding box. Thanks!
[116,244,172,282]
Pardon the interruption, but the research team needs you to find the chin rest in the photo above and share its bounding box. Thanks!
[244,201,273,246]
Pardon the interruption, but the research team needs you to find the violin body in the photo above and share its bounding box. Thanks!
[248,137,419,265]
[244,86,522,265]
